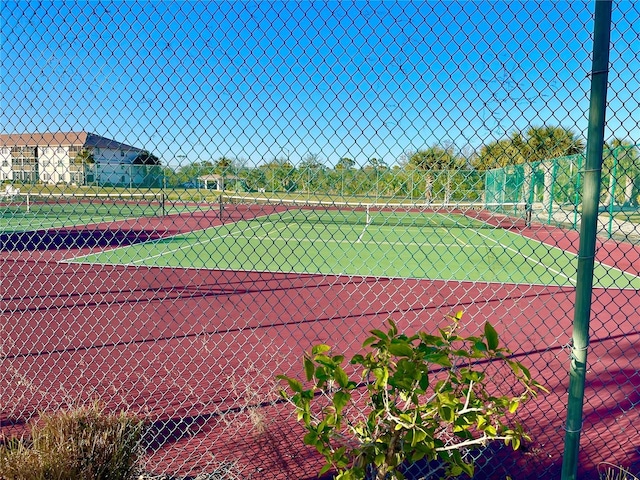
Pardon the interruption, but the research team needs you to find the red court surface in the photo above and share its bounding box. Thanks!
[2,211,639,479]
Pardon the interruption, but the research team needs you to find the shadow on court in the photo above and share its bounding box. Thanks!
[0,228,163,251]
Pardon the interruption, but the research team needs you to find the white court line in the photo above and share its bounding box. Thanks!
[356,223,369,243]
[65,216,280,264]
[63,209,288,264]
[64,211,640,287]
[239,233,466,249]
[475,230,577,284]
[129,222,293,265]
[2,212,155,233]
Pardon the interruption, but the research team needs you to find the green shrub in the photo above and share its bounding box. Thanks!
[0,403,145,480]
[278,312,547,480]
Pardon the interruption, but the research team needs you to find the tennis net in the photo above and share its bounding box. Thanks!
[221,195,531,229]
[0,192,166,219]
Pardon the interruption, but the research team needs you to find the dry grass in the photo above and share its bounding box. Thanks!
[598,462,639,480]
[0,403,145,480]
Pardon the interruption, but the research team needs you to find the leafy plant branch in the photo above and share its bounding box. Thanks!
[278,312,547,480]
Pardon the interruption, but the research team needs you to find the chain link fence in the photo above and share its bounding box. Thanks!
[1,1,639,479]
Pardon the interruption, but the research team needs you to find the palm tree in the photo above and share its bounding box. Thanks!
[407,146,465,203]
[72,148,95,185]
[522,126,585,162]
[476,126,584,170]
[521,126,584,209]
[474,134,527,170]
[477,126,585,206]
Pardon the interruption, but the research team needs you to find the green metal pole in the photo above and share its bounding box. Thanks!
[607,147,618,238]
[573,155,583,230]
[527,163,536,227]
[548,158,559,225]
[561,1,612,479]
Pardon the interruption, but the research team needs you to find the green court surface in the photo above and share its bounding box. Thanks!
[69,208,640,289]
[0,194,192,232]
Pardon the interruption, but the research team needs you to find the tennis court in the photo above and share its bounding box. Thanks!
[67,199,640,289]
[0,192,184,232]
[4,195,640,478]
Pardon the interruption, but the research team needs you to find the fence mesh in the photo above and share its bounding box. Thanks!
[2,1,640,479]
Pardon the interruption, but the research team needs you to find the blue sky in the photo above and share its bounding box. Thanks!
[1,1,639,168]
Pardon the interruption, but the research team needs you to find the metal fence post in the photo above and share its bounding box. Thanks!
[607,147,618,238]
[561,1,613,479]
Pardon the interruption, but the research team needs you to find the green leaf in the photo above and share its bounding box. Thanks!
[507,359,521,376]
[312,344,331,355]
[418,373,429,391]
[398,413,414,424]
[334,366,350,388]
[332,354,345,364]
[460,461,474,477]
[508,399,519,414]
[474,340,488,353]
[426,352,452,367]
[372,367,389,388]
[314,365,328,381]
[410,448,428,463]
[370,329,389,341]
[303,430,318,446]
[477,416,487,430]
[438,405,454,422]
[388,341,414,357]
[411,428,427,446]
[333,390,351,412]
[315,354,337,367]
[419,333,442,345]
[278,376,303,393]
[484,322,499,351]
[449,465,463,476]
[351,354,365,364]
[303,356,314,381]
[362,336,377,348]
[388,319,398,337]
[533,380,550,393]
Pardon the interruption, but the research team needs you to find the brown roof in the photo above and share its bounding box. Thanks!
[0,131,143,152]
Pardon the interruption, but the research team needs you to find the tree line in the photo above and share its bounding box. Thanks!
[162,126,639,205]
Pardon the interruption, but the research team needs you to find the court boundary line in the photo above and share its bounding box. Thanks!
[0,202,211,234]
[65,220,531,264]
[479,226,640,284]
[59,259,588,289]
[64,215,294,265]
[60,213,640,290]
[475,230,577,285]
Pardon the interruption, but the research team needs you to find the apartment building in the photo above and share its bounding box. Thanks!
[0,131,148,186]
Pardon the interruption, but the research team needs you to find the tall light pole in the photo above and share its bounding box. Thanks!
[174,154,185,196]
[176,154,186,187]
